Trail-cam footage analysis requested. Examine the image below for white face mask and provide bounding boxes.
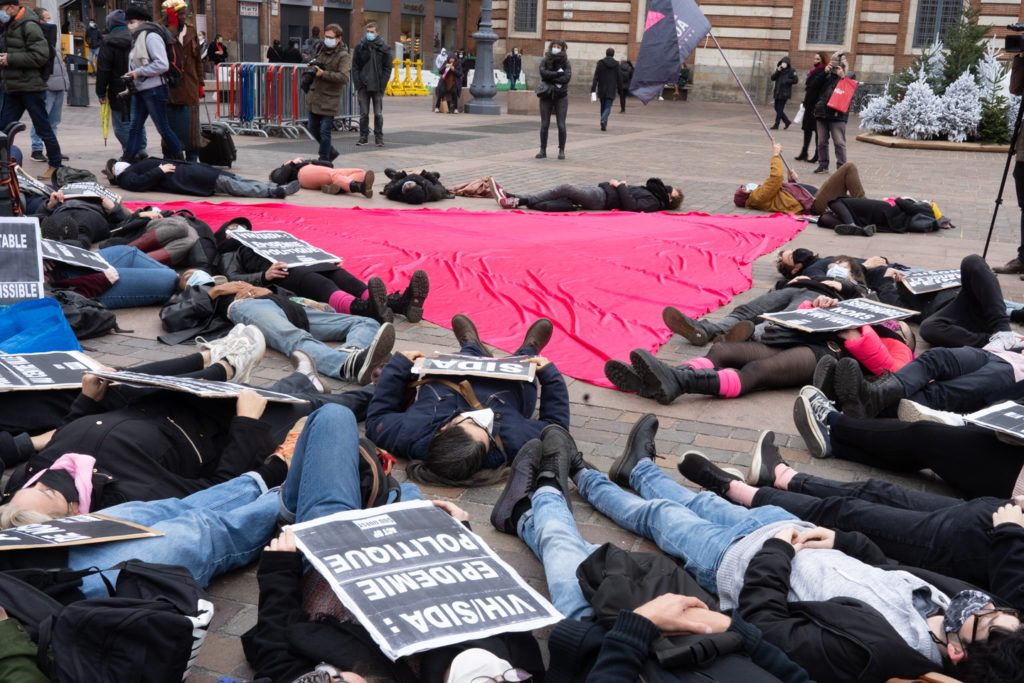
[513,50,518,55]
[323,37,337,48]
[550,47,561,55]
[458,408,494,435]
[826,264,850,280]
[0,12,11,24]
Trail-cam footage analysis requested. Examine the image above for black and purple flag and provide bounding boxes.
[630,0,711,103]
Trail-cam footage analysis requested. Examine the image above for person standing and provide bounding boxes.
[85,17,103,72]
[813,51,849,175]
[618,56,633,112]
[122,6,183,162]
[0,0,63,180]
[301,26,322,62]
[503,47,521,90]
[266,39,283,63]
[591,47,620,131]
[993,53,1024,276]
[351,22,391,147]
[95,9,146,160]
[536,38,571,160]
[306,24,351,161]
[769,55,798,130]
[206,33,227,66]
[161,0,203,162]
[796,52,827,163]
[28,9,68,164]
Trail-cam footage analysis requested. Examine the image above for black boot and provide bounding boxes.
[609,414,659,488]
[491,439,543,534]
[835,358,904,419]
[628,350,685,404]
[794,150,809,161]
[348,277,394,323]
[385,270,429,323]
[604,360,659,398]
[537,425,575,510]
[807,154,818,164]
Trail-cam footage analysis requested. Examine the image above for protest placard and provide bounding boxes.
[0,351,103,390]
[88,370,309,403]
[292,500,563,660]
[964,401,1024,441]
[0,217,43,305]
[901,269,962,295]
[760,298,917,333]
[58,182,122,204]
[227,230,341,268]
[0,514,160,551]
[40,238,111,272]
[412,354,536,382]
[15,166,51,197]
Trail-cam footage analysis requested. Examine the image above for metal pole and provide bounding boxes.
[708,31,791,174]
[982,98,1024,259]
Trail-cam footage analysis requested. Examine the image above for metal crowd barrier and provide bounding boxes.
[215,62,357,140]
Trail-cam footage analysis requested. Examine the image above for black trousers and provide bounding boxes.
[919,253,1010,348]
[539,96,568,152]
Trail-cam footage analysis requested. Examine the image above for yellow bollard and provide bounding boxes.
[401,59,414,93]
[411,58,430,95]
[385,58,404,95]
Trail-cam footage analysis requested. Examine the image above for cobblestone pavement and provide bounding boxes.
[43,88,1024,681]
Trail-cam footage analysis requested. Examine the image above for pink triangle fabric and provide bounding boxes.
[131,202,804,387]
[644,10,665,31]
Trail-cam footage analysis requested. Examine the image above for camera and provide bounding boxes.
[1007,23,1024,53]
[300,59,323,93]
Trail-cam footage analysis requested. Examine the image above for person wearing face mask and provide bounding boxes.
[0,0,64,180]
[306,24,351,161]
[795,52,828,163]
[503,47,522,91]
[105,155,302,198]
[85,17,103,71]
[536,39,571,160]
[96,9,148,160]
[351,22,391,147]
[366,314,570,486]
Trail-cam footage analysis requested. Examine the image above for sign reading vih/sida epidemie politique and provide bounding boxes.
[227,230,341,268]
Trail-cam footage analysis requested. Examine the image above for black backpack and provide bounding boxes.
[19,19,56,81]
[51,290,122,339]
[359,437,401,508]
[0,560,213,683]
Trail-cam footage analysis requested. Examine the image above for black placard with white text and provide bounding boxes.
[0,514,160,550]
[760,298,917,333]
[292,500,562,660]
[88,370,309,403]
[0,351,103,390]
[227,230,341,268]
[0,218,43,305]
[901,269,962,295]
[40,239,111,272]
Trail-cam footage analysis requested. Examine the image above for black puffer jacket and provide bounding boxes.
[381,169,450,204]
[539,51,572,99]
[771,56,798,100]
[95,25,132,105]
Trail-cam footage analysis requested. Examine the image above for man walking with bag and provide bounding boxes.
[122,6,183,162]
[351,22,390,147]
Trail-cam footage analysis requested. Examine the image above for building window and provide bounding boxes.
[514,0,538,33]
[913,0,962,48]
[805,0,847,45]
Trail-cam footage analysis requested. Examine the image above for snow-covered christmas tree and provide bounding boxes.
[890,72,943,140]
[922,39,947,92]
[940,71,982,142]
[976,43,1006,101]
[859,93,894,133]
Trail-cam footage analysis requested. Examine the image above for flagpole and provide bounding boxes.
[707,31,792,174]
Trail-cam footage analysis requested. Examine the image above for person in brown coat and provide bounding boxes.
[161,0,204,161]
[306,24,352,161]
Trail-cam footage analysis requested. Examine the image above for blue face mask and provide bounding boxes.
[365,32,376,42]
[186,270,214,287]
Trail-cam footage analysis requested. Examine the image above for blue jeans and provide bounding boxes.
[94,246,178,309]
[278,404,422,524]
[227,297,380,379]
[69,472,277,597]
[308,111,336,161]
[0,90,61,167]
[112,98,147,158]
[576,460,796,593]
[29,90,64,151]
[126,85,181,160]
[600,97,613,123]
[518,487,598,619]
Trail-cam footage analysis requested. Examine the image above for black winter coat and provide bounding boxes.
[3,390,275,509]
[814,70,849,123]
[502,52,521,79]
[539,52,571,99]
[801,64,827,132]
[591,56,621,100]
[95,25,131,107]
[382,169,450,204]
[351,36,392,93]
[39,198,129,250]
[771,57,798,100]
[738,539,938,683]
[117,157,225,196]
[619,60,634,92]
[598,181,667,212]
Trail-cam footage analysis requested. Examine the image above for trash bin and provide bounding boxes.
[65,54,89,107]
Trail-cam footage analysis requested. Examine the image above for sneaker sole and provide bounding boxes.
[404,270,429,323]
[487,177,504,206]
[896,399,961,426]
[357,322,395,385]
[362,170,375,198]
[745,430,774,486]
[793,394,829,458]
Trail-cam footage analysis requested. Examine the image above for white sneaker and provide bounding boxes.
[897,399,964,427]
[233,326,266,384]
[196,323,246,364]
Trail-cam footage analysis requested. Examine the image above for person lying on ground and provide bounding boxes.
[161,269,396,384]
[242,403,546,683]
[100,205,219,269]
[105,157,302,198]
[366,314,569,486]
[915,254,1014,350]
[214,217,429,323]
[45,242,178,309]
[269,157,376,197]
[488,176,682,212]
[585,414,1024,683]
[489,425,811,682]
[34,188,131,249]
[380,167,452,204]
[723,429,1024,612]
[819,194,953,235]
[793,384,1024,500]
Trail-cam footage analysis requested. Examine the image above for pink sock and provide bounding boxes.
[717,369,741,397]
[775,464,797,490]
[329,290,355,314]
[683,357,714,370]
[728,480,757,507]
[360,289,370,300]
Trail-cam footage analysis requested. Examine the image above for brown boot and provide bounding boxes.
[521,318,553,354]
[452,314,492,356]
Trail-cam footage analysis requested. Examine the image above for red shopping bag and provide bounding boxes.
[826,77,858,113]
